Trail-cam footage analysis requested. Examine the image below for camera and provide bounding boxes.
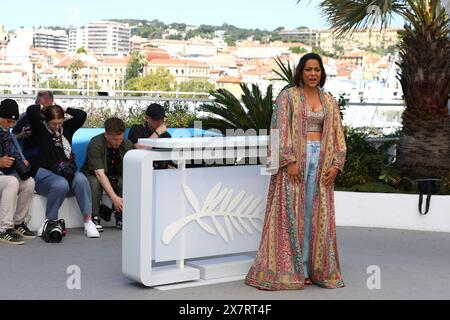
[10,156,32,181]
[53,161,77,183]
[42,219,66,243]
[99,204,113,222]
[98,204,122,229]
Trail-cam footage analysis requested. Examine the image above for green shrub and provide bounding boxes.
[81,101,199,129]
[437,176,450,195]
[335,127,396,188]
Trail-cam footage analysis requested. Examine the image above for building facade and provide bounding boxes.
[146,58,209,83]
[96,56,130,91]
[318,28,401,54]
[278,29,319,47]
[216,75,243,98]
[33,29,69,52]
[87,21,131,55]
[68,26,88,52]
[53,56,97,90]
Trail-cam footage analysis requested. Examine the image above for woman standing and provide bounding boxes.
[27,104,100,239]
[246,53,347,290]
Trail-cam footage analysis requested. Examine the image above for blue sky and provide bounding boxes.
[2,0,404,31]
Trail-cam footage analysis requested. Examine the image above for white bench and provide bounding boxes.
[26,193,116,231]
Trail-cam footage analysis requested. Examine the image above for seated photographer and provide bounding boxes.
[128,103,176,170]
[81,118,133,231]
[0,99,35,245]
[12,91,54,177]
[26,104,100,240]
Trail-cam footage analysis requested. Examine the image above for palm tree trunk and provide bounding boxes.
[396,21,450,179]
[397,110,450,178]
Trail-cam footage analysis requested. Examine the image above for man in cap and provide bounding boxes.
[128,103,175,170]
[0,99,36,245]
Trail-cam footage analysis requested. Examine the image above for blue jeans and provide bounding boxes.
[304,141,321,278]
[35,168,92,220]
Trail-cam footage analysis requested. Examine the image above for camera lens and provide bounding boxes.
[49,228,63,242]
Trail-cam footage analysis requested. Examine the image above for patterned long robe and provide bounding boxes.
[245,86,347,290]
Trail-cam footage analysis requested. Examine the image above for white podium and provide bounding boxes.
[122,136,271,287]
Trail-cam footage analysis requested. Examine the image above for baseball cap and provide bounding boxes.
[146,103,166,120]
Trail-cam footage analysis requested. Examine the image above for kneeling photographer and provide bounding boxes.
[0,99,36,245]
[26,104,100,241]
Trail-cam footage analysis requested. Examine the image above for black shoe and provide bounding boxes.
[14,222,36,240]
[0,229,25,245]
[99,205,113,222]
[92,217,104,233]
[114,212,123,230]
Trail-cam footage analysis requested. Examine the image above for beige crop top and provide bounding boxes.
[307,109,325,132]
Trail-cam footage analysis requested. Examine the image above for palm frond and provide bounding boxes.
[298,0,407,37]
[241,84,274,130]
[198,84,274,134]
[402,0,449,30]
[199,117,241,133]
[200,88,252,128]
[272,56,295,89]
[199,103,250,129]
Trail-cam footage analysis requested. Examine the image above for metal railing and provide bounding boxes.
[0,87,211,99]
[0,93,408,134]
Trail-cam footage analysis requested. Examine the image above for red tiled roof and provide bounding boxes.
[337,68,352,77]
[243,67,271,76]
[142,47,166,51]
[367,56,381,64]
[148,58,208,67]
[100,57,131,65]
[216,76,242,84]
[54,57,95,68]
[145,50,171,61]
[31,48,58,56]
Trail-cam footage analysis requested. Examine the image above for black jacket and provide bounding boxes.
[26,105,86,170]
